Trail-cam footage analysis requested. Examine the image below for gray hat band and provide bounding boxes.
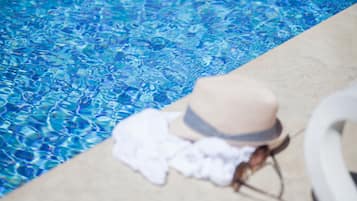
[183,107,282,142]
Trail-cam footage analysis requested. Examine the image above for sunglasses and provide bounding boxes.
[231,145,286,201]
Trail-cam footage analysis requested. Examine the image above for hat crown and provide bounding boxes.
[189,75,278,135]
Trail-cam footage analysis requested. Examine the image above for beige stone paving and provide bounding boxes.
[2,4,357,201]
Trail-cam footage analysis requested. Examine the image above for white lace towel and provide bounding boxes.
[112,109,254,186]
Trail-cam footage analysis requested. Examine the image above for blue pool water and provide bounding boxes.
[0,0,356,196]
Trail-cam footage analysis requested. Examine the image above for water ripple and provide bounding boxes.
[0,0,356,197]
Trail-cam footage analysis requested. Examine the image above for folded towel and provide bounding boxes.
[112,109,254,186]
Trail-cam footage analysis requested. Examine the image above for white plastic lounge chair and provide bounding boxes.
[304,84,357,201]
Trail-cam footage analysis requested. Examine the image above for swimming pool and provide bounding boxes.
[0,0,356,197]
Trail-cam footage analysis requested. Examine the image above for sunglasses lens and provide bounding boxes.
[232,163,249,191]
[249,146,270,171]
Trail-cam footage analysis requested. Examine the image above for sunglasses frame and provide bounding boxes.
[231,142,288,201]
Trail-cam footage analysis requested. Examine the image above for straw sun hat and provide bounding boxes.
[169,74,287,149]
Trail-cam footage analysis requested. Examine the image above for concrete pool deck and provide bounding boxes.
[3,4,357,201]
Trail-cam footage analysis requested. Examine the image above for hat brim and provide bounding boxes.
[169,114,288,150]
